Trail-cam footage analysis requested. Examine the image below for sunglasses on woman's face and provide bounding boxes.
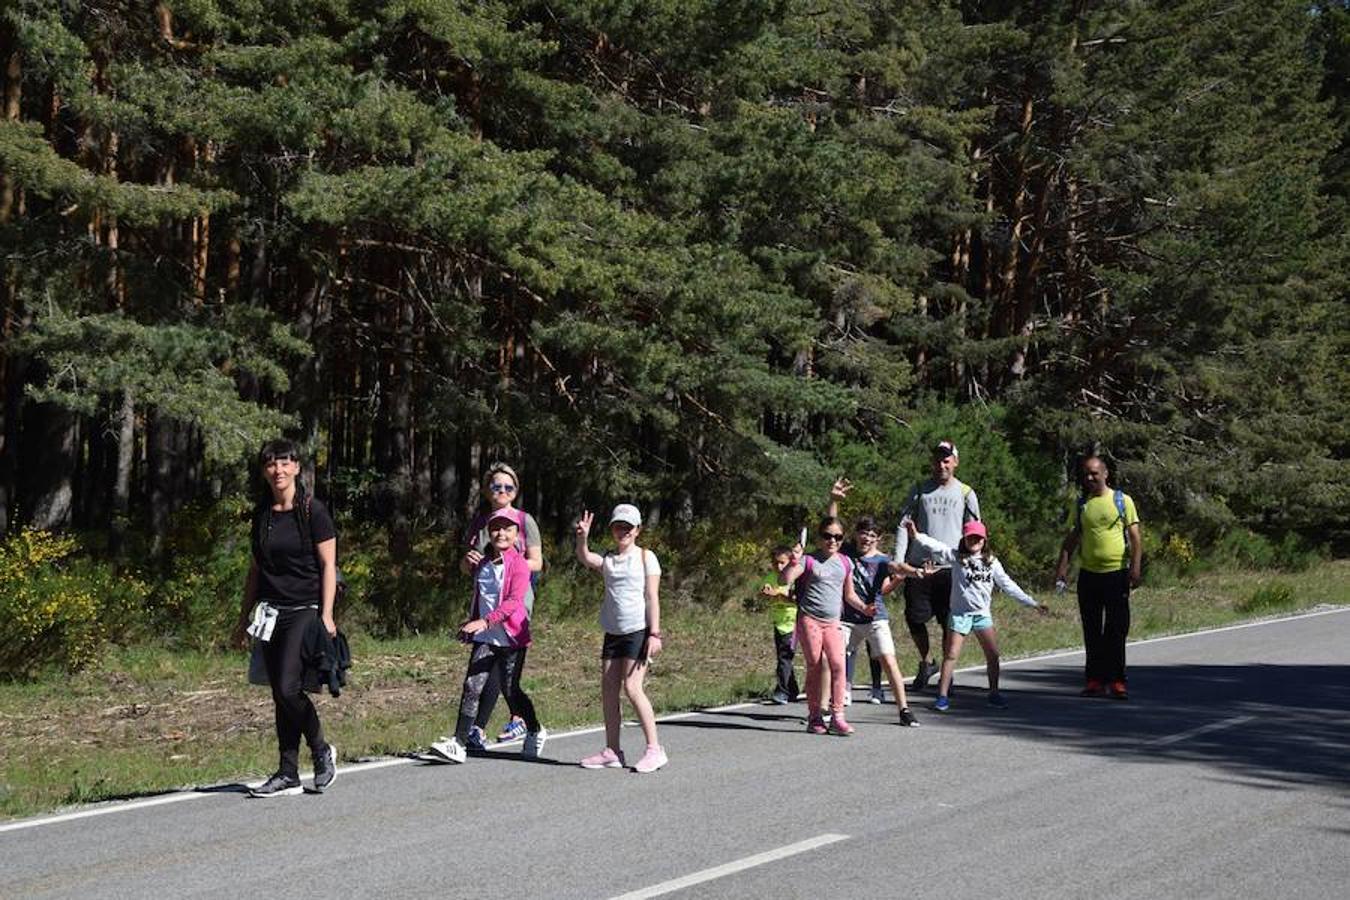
[820,532,845,542]
[488,483,517,494]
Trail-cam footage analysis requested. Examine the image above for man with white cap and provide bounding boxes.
[894,440,981,690]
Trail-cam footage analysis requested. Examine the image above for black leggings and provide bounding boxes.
[262,606,327,779]
[455,643,539,740]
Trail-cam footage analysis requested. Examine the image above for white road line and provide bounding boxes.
[3,604,1344,834]
[1148,715,1255,747]
[608,833,850,899]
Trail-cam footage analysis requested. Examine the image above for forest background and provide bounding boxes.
[0,0,1347,679]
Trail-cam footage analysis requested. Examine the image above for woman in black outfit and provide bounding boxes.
[232,439,339,797]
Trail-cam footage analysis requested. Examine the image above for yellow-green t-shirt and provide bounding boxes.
[764,580,797,634]
[1072,491,1140,574]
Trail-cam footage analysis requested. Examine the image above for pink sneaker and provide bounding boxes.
[807,716,828,735]
[633,744,668,774]
[579,748,626,769]
[829,714,855,736]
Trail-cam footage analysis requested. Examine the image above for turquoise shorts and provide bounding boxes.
[949,613,994,635]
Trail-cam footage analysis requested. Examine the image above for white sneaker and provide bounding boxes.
[428,736,467,764]
[522,728,548,759]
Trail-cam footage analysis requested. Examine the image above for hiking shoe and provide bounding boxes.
[910,659,936,691]
[1109,680,1129,701]
[898,708,921,727]
[869,687,885,704]
[497,717,527,742]
[580,748,626,769]
[633,744,669,774]
[465,725,488,753]
[807,716,828,735]
[250,773,302,798]
[932,695,950,712]
[308,744,337,793]
[987,691,1008,709]
[428,736,467,764]
[828,714,855,736]
[522,728,548,760]
[1080,679,1106,697]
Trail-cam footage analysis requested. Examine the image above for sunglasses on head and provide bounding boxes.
[488,482,517,493]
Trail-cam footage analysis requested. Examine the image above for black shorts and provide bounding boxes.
[601,629,650,661]
[904,568,953,627]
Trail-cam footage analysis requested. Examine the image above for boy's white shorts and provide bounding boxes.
[842,620,895,658]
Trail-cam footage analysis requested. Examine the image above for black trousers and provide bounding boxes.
[1078,569,1131,682]
[773,629,800,699]
[456,643,539,740]
[262,607,328,779]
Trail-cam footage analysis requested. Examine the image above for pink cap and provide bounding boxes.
[962,520,987,539]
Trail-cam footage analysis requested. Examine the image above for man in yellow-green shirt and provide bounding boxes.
[1055,456,1142,700]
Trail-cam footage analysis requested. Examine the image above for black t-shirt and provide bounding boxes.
[255,499,337,608]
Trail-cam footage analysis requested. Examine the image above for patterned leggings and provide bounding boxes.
[454,643,539,740]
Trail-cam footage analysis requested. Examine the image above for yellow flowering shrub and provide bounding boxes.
[0,529,149,678]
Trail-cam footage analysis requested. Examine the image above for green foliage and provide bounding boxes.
[17,309,302,463]
[0,530,149,678]
[1237,582,1297,615]
[152,499,255,650]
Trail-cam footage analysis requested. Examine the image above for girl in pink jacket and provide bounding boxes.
[430,510,547,763]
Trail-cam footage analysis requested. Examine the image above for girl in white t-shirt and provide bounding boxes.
[574,504,667,773]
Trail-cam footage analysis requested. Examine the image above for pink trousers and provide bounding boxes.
[798,614,846,718]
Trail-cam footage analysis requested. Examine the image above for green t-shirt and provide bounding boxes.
[1072,491,1140,574]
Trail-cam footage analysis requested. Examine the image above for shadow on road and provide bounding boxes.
[921,663,1350,790]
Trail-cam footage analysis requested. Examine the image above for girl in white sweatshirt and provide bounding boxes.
[905,519,1047,710]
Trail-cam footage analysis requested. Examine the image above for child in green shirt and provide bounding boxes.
[762,543,802,704]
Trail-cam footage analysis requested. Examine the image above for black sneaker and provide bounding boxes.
[308,744,337,793]
[898,707,921,727]
[250,773,302,798]
[910,659,935,692]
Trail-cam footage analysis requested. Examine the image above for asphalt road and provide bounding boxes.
[3,608,1348,899]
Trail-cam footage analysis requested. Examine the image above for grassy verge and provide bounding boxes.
[2,560,1347,820]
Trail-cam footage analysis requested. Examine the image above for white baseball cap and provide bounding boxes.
[609,503,642,527]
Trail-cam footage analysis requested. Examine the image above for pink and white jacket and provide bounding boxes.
[471,546,533,648]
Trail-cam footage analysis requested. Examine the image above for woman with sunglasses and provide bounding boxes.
[779,517,876,736]
[459,462,544,748]
[232,439,339,797]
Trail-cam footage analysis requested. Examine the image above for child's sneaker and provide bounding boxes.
[987,691,1008,709]
[898,707,921,727]
[1080,679,1106,697]
[464,725,489,753]
[868,687,884,704]
[633,744,668,774]
[497,717,527,742]
[1108,680,1129,701]
[806,715,828,735]
[932,695,951,712]
[522,728,548,759]
[579,748,625,769]
[428,736,467,764]
[828,714,855,736]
